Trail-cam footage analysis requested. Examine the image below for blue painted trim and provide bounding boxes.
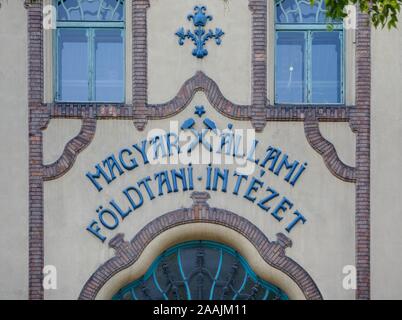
[307,30,312,102]
[130,288,138,300]
[208,248,223,300]
[88,28,94,101]
[232,267,248,300]
[57,21,124,28]
[178,248,192,300]
[152,270,168,300]
[276,24,343,30]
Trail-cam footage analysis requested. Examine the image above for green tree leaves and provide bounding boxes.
[311,0,401,29]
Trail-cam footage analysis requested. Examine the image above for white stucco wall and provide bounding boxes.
[148,0,251,105]
[43,94,356,300]
[0,0,402,301]
[0,0,28,300]
[371,19,402,300]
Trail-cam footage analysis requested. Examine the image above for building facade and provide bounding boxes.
[0,0,401,300]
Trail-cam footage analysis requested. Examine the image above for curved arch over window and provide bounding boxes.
[112,241,289,300]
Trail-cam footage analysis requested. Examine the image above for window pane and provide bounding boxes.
[276,0,300,23]
[57,0,125,21]
[58,29,89,101]
[299,1,321,23]
[94,29,124,102]
[276,0,331,24]
[311,31,342,103]
[275,32,306,104]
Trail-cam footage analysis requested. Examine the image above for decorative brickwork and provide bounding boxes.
[148,71,250,120]
[267,105,351,122]
[304,115,356,183]
[43,117,97,181]
[26,1,371,300]
[132,0,150,131]
[28,1,46,300]
[249,0,268,132]
[79,192,323,300]
[350,11,371,300]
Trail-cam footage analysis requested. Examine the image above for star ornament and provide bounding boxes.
[195,105,206,117]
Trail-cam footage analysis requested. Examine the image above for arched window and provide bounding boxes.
[56,0,125,102]
[275,0,344,104]
[112,241,289,300]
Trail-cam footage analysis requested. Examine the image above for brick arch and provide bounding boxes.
[79,192,322,300]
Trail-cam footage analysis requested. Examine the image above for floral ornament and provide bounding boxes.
[175,6,224,59]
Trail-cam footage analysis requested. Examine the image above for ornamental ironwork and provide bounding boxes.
[113,241,289,300]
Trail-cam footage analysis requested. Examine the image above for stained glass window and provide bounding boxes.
[275,0,344,104]
[56,0,125,102]
[112,241,289,300]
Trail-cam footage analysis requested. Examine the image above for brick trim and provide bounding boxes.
[79,192,323,300]
[249,0,268,132]
[304,115,356,183]
[267,105,351,122]
[132,0,150,131]
[28,1,45,300]
[43,117,97,181]
[47,92,352,123]
[350,11,371,300]
[147,71,250,120]
[26,1,372,300]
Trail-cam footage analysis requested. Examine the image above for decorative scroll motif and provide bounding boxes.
[275,0,332,23]
[57,0,125,21]
[176,6,224,59]
[113,241,289,300]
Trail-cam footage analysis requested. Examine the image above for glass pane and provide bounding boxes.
[94,29,124,102]
[275,0,333,23]
[275,32,306,103]
[276,0,300,23]
[57,28,89,101]
[57,0,124,21]
[299,1,321,23]
[311,31,342,103]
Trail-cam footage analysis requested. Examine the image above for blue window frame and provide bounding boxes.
[112,241,289,300]
[55,0,125,102]
[275,0,344,104]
